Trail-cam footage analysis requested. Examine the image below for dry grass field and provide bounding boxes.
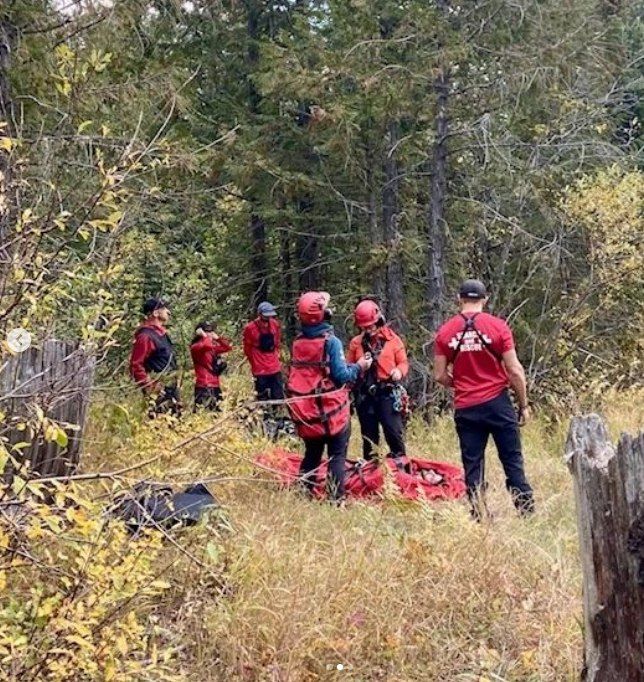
[3,383,642,681]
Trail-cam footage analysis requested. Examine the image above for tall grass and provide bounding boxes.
[77,385,644,679]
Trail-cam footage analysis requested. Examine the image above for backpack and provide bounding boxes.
[286,334,350,439]
[256,321,276,353]
[109,481,218,534]
[211,354,227,376]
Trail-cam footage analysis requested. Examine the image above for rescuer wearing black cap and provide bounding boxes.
[129,298,181,417]
[433,279,534,518]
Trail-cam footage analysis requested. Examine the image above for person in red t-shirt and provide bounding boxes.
[190,321,233,411]
[434,279,534,518]
[242,301,284,402]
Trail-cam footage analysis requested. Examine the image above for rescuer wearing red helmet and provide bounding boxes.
[286,292,372,501]
[347,298,409,462]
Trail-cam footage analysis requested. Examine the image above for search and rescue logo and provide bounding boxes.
[6,328,32,353]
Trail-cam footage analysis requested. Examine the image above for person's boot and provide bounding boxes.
[512,489,535,517]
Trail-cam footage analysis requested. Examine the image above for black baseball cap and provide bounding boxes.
[142,297,169,315]
[196,320,215,332]
[458,279,488,300]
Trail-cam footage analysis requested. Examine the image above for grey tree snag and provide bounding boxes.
[0,19,17,274]
[565,415,644,682]
[1,340,95,482]
[382,121,406,333]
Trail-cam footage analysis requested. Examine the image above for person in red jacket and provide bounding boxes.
[190,321,233,411]
[129,298,180,416]
[348,298,409,463]
[242,301,284,402]
[433,279,534,518]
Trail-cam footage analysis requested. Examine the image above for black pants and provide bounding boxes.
[149,384,181,418]
[454,391,534,515]
[254,372,285,402]
[356,391,406,460]
[300,426,351,501]
[194,387,222,411]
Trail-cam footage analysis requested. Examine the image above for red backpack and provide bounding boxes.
[286,334,350,439]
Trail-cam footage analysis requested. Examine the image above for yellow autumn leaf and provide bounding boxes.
[115,634,128,655]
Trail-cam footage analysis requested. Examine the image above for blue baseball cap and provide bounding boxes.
[257,301,277,317]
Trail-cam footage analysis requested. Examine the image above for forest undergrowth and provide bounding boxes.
[3,371,642,681]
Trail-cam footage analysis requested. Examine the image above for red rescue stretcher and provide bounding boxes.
[254,449,466,501]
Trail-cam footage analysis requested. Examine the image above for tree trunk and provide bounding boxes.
[426,62,449,333]
[366,144,385,303]
[0,20,17,280]
[565,414,644,681]
[245,1,268,308]
[382,120,406,333]
[279,225,296,340]
[296,196,320,291]
[249,212,268,306]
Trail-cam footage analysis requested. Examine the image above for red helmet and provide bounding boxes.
[354,299,382,328]
[297,291,331,325]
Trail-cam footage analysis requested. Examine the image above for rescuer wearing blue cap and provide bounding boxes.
[242,301,285,403]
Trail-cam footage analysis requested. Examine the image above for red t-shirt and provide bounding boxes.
[242,317,282,376]
[434,312,514,409]
[190,336,233,388]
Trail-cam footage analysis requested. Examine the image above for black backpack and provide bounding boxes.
[109,482,218,534]
[212,354,228,376]
[256,321,276,353]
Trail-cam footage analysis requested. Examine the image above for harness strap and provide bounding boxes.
[290,360,330,368]
[290,398,349,425]
[449,313,503,365]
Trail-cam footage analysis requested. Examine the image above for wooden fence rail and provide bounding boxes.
[0,339,95,479]
[566,414,644,682]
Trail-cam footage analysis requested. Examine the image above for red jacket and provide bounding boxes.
[242,317,282,376]
[191,335,233,388]
[129,321,172,390]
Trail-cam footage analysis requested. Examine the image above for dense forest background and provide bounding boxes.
[1,0,642,407]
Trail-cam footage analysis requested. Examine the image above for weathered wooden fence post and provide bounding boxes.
[0,339,95,479]
[565,414,644,681]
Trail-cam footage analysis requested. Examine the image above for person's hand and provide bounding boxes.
[357,353,373,372]
[390,368,402,382]
[518,405,531,427]
[195,327,206,338]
